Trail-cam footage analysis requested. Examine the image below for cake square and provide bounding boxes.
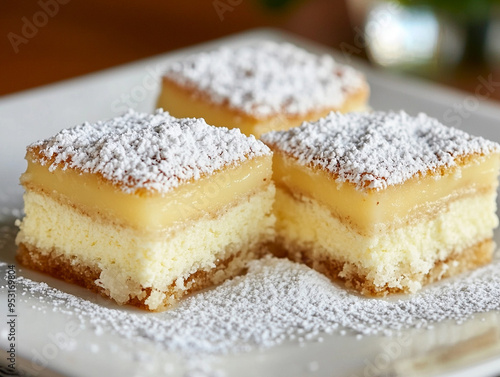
[16,110,275,311]
[261,111,500,295]
[157,41,369,138]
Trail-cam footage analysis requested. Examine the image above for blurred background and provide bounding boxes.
[1,0,500,101]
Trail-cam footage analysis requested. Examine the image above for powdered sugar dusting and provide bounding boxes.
[163,41,365,119]
[13,256,500,356]
[261,111,500,190]
[29,109,270,194]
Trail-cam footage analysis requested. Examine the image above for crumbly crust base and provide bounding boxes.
[274,238,494,296]
[17,242,269,311]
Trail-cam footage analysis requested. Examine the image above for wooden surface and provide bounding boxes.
[1,0,499,104]
[0,0,353,96]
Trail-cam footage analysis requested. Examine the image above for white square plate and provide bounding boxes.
[2,29,500,377]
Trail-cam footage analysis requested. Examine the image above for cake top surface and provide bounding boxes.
[261,111,500,190]
[162,41,366,119]
[29,109,271,194]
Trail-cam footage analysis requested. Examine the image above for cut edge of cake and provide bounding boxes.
[15,109,276,311]
[262,110,500,296]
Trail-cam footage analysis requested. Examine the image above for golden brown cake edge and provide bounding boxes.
[273,238,494,297]
[17,242,270,312]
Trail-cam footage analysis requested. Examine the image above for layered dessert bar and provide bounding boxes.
[16,110,275,311]
[157,41,369,138]
[261,111,500,295]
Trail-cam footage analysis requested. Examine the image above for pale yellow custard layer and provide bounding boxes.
[22,154,272,232]
[272,151,500,234]
[274,187,497,292]
[16,186,276,310]
[157,78,369,137]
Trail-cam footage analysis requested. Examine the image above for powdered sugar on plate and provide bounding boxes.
[28,109,270,194]
[13,255,500,356]
[261,111,500,191]
[163,41,365,119]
